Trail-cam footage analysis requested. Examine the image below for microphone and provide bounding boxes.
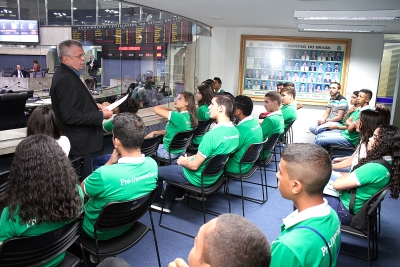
[7,81,20,90]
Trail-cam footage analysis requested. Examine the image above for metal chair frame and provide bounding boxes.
[157,129,194,165]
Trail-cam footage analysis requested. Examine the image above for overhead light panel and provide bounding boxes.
[298,24,385,33]
[295,10,400,21]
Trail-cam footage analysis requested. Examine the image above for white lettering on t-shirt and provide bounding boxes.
[321,224,341,257]
[224,135,239,140]
[251,125,260,131]
[120,171,157,185]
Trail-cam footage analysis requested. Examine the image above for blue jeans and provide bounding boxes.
[313,131,355,148]
[325,195,352,225]
[156,144,185,159]
[309,122,341,135]
[154,162,192,204]
[93,154,111,170]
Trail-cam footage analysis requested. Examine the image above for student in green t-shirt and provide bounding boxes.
[213,77,225,93]
[0,134,83,267]
[226,95,263,174]
[81,113,158,242]
[280,83,298,130]
[260,91,284,159]
[192,84,213,145]
[151,94,239,213]
[326,125,400,225]
[146,91,198,159]
[270,144,341,267]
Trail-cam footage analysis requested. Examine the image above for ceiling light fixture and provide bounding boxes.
[294,10,400,21]
[298,24,385,33]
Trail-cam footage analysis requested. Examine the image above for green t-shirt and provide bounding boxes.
[103,119,114,132]
[192,105,210,145]
[339,161,391,214]
[270,208,341,267]
[260,111,284,159]
[164,111,193,154]
[226,117,263,174]
[281,103,297,130]
[0,186,84,267]
[184,122,239,187]
[83,157,158,240]
[341,106,371,146]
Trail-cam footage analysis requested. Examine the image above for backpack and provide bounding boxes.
[349,159,393,233]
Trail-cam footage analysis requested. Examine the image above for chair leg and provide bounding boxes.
[240,179,245,217]
[148,210,162,267]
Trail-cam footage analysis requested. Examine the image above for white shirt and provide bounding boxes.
[57,135,71,156]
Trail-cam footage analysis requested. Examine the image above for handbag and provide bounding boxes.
[349,159,393,233]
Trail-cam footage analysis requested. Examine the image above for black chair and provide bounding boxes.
[0,219,81,267]
[0,171,9,213]
[3,71,13,77]
[159,154,230,238]
[0,93,30,130]
[156,129,195,165]
[328,145,356,158]
[70,157,84,182]
[276,119,296,156]
[141,134,162,157]
[78,190,161,267]
[226,141,266,216]
[187,120,211,155]
[257,133,281,188]
[341,185,391,266]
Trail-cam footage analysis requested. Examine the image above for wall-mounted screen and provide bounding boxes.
[0,19,39,44]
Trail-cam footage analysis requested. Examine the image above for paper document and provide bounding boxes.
[105,94,128,111]
[323,180,341,197]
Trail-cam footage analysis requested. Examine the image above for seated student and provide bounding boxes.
[260,91,284,159]
[213,77,225,93]
[146,91,198,159]
[328,90,359,132]
[332,110,383,176]
[270,143,341,267]
[168,214,271,267]
[0,134,83,267]
[81,113,158,240]
[93,97,140,170]
[26,106,71,156]
[192,84,213,145]
[137,78,163,108]
[325,125,400,225]
[226,95,263,174]
[151,94,239,213]
[313,89,372,148]
[279,83,298,130]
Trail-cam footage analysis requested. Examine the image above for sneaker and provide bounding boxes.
[175,195,185,201]
[151,202,171,214]
[187,192,206,201]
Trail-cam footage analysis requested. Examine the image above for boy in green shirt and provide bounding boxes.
[260,91,284,159]
[226,95,263,174]
[280,83,298,130]
[270,144,341,267]
[151,94,239,213]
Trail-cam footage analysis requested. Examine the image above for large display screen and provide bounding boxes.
[0,19,39,44]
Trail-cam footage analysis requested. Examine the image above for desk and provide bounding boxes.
[0,104,169,156]
[0,77,52,92]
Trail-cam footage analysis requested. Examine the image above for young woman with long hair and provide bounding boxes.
[146,91,198,159]
[192,84,214,145]
[0,134,83,266]
[27,106,70,156]
[326,125,400,225]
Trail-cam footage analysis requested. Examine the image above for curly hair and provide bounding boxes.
[6,134,82,224]
[119,98,139,114]
[27,106,61,139]
[197,84,214,107]
[352,125,400,199]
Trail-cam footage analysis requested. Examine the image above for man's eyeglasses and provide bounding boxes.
[66,53,85,59]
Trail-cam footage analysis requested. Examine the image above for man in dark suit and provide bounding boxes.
[335,52,341,61]
[86,55,99,77]
[51,39,113,178]
[12,65,28,78]
[324,74,331,83]
[309,62,316,71]
[326,52,334,61]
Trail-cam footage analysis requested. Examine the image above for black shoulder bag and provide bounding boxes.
[349,159,393,233]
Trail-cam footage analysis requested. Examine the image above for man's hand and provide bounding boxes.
[168,258,189,267]
[145,132,155,139]
[317,118,325,125]
[177,154,189,165]
[106,149,120,165]
[102,108,113,119]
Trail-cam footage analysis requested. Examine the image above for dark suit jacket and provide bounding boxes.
[309,67,316,71]
[324,78,331,83]
[86,59,100,72]
[12,69,28,78]
[50,63,103,156]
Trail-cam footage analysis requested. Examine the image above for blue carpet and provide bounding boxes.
[115,161,400,267]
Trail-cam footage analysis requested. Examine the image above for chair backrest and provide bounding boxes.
[141,134,162,157]
[0,93,30,130]
[263,133,281,152]
[193,120,211,138]
[241,141,265,165]
[168,130,195,152]
[93,189,155,237]
[367,185,391,217]
[202,154,230,176]
[0,219,80,267]
[284,119,296,134]
[0,171,9,212]
[70,157,84,182]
